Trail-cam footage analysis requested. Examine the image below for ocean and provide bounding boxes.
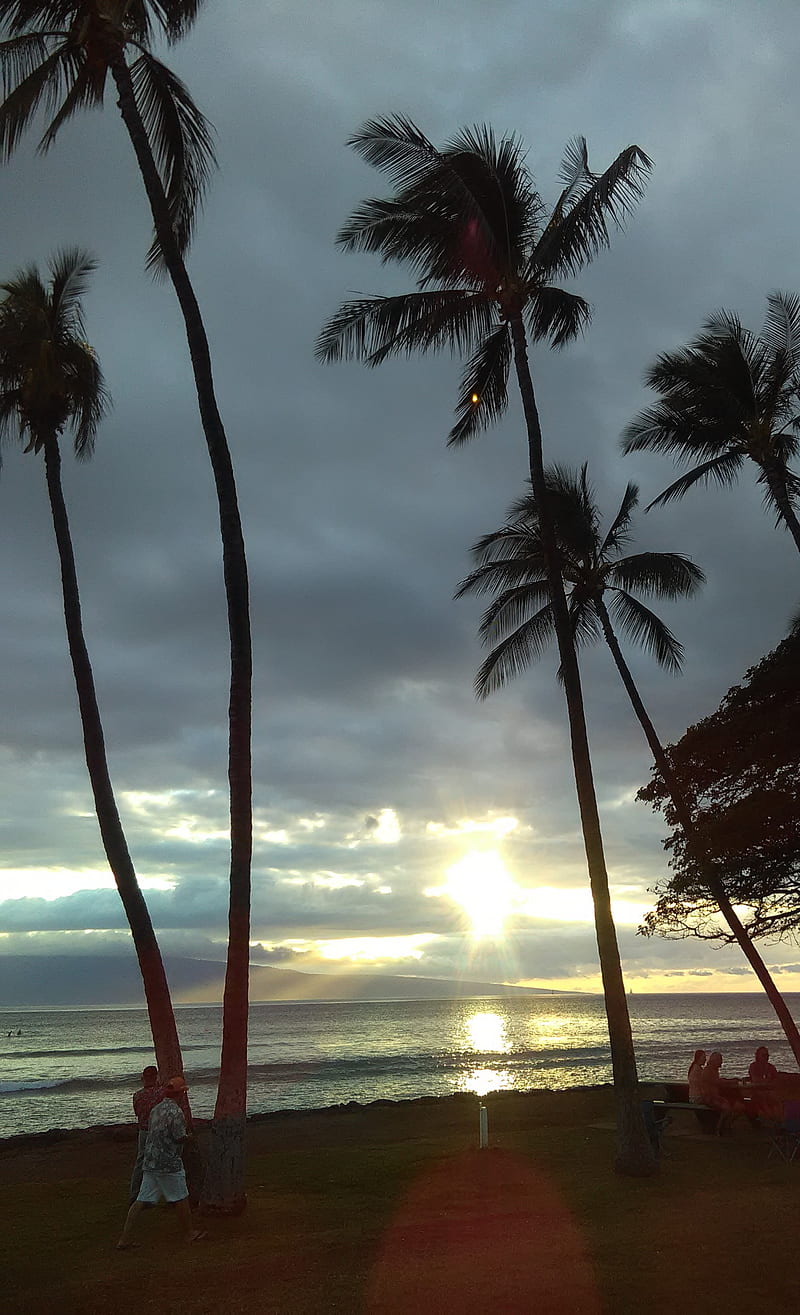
[1,993,797,1140]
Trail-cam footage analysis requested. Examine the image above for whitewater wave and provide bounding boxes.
[0,1080,67,1094]
[0,1044,616,1098]
[0,1042,214,1062]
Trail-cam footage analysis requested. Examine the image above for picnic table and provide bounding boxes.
[651,1075,800,1135]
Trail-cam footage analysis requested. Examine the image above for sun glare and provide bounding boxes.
[460,1067,513,1098]
[466,1011,510,1054]
[444,850,517,938]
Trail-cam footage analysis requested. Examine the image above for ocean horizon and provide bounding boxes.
[2,992,797,1140]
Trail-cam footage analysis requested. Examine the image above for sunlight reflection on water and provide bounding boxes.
[458,1067,514,1097]
[465,1010,510,1053]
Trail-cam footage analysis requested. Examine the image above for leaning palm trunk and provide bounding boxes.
[508,317,655,1175]
[595,597,800,1066]
[43,435,185,1081]
[110,55,252,1211]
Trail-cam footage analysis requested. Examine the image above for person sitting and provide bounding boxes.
[688,1049,707,1103]
[748,1046,778,1083]
[747,1046,780,1121]
[701,1052,746,1131]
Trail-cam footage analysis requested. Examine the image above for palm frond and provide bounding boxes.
[474,602,556,698]
[758,292,800,423]
[466,519,540,566]
[476,580,552,641]
[549,135,592,223]
[525,285,591,349]
[346,117,515,282]
[129,51,216,269]
[533,143,652,279]
[621,400,735,460]
[0,390,21,449]
[315,290,492,365]
[608,589,685,672]
[448,322,511,445]
[538,462,600,559]
[441,123,540,262]
[756,461,800,528]
[148,1,206,44]
[336,196,459,281]
[761,291,800,366]
[644,340,756,427]
[702,306,746,341]
[347,114,440,189]
[0,30,54,88]
[454,554,546,600]
[608,551,704,599]
[48,247,97,330]
[0,38,83,158]
[61,337,108,457]
[600,481,638,553]
[569,594,603,646]
[644,451,745,510]
[1,3,88,35]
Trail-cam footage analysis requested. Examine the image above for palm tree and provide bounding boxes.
[317,118,655,1174]
[457,465,800,1064]
[0,248,186,1081]
[0,2,252,1209]
[622,293,800,553]
[455,464,703,696]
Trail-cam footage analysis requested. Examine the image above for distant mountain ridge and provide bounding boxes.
[0,954,579,1008]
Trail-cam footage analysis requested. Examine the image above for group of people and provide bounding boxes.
[117,1066,206,1250]
[688,1046,779,1124]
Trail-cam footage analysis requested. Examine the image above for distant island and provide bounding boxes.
[0,954,588,1008]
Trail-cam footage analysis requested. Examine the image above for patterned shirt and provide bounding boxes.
[142,1097,186,1173]
[133,1084,163,1131]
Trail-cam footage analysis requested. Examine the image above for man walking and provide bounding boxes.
[117,1076,206,1249]
[129,1065,162,1203]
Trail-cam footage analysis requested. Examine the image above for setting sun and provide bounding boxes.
[443,850,517,937]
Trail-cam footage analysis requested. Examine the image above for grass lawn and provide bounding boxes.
[2,1089,798,1314]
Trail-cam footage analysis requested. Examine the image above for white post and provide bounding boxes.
[479,1103,489,1149]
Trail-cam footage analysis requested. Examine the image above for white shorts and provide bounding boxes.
[137,1169,188,1204]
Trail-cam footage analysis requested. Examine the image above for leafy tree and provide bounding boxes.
[622,293,800,554]
[317,118,656,1174]
[0,248,185,1081]
[639,631,800,1061]
[0,0,252,1209]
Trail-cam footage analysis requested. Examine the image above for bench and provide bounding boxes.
[651,1098,721,1135]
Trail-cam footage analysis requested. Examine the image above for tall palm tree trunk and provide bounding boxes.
[595,597,800,1066]
[110,55,252,1211]
[43,435,185,1081]
[762,464,800,556]
[508,316,655,1175]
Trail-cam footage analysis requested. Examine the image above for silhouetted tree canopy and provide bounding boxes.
[639,630,800,943]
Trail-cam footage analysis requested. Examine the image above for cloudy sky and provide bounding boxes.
[0,0,798,995]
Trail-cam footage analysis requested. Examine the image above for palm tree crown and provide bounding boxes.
[0,246,107,454]
[622,292,800,551]
[455,464,704,696]
[316,116,651,444]
[0,1,214,266]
